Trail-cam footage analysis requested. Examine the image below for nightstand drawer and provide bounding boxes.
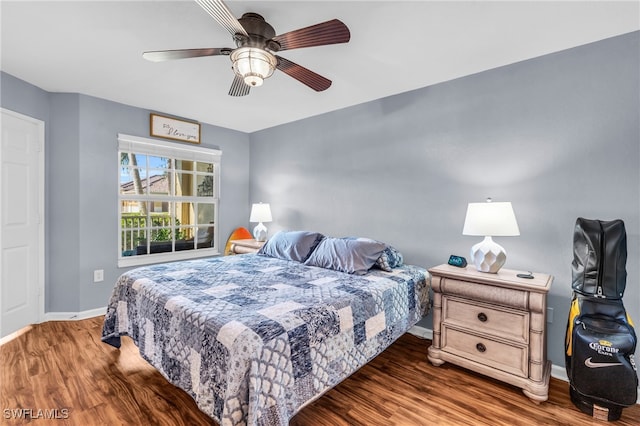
[442,327,528,378]
[443,296,529,344]
[438,277,531,310]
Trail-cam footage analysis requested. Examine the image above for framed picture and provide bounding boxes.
[150,113,201,144]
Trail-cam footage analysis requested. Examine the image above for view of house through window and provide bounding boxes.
[118,134,221,267]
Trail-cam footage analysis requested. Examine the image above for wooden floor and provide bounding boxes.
[1,317,639,425]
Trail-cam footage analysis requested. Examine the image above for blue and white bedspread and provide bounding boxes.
[102,254,430,425]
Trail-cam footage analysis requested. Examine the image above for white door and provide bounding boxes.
[0,108,44,338]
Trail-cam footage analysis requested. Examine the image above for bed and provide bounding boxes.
[102,231,430,425]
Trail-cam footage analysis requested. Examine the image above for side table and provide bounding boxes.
[427,263,553,403]
[229,239,265,254]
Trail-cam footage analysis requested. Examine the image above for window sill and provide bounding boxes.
[118,248,220,268]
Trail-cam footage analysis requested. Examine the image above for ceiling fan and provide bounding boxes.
[143,0,351,97]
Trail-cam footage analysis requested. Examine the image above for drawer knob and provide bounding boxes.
[477,312,488,322]
[476,343,487,353]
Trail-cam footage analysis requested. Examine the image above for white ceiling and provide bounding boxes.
[1,1,638,133]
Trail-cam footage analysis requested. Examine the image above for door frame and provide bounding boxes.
[0,107,45,337]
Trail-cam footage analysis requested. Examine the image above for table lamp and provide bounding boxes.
[249,203,272,242]
[462,199,520,273]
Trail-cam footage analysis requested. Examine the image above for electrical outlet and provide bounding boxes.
[547,307,554,323]
[93,269,104,282]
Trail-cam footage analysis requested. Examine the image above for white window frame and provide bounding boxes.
[117,133,221,268]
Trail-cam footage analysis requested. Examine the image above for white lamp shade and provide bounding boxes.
[462,202,520,237]
[250,203,272,223]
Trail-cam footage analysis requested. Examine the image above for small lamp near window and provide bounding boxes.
[462,199,520,273]
[249,203,272,242]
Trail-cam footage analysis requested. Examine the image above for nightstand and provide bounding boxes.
[427,264,553,403]
[229,239,265,255]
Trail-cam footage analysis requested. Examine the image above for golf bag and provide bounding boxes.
[565,218,638,421]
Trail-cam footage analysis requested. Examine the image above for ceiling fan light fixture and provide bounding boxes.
[145,1,350,96]
[231,47,277,87]
[244,74,264,87]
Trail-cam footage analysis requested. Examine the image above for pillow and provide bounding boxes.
[257,230,325,262]
[341,236,405,272]
[385,246,404,267]
[375,245,405,272]
[375,251,393,272]
[304,237,386,275]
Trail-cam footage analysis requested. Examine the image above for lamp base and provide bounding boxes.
[470,236,507,273]
[253,222,268,242]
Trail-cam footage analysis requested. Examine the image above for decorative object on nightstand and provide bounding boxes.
[462,198,520,273]
[447,255,467,268]
[427,263,553,404]
[249,202,272,242]
[229,239,266,255]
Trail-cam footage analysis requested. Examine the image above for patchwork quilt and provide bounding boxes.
[102,254,430,425]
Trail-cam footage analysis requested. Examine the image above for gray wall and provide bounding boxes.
[249,32,640,367]
[2,31,638,368]
[1,72,251,313]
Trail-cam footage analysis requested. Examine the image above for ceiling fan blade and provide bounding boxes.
[272,19,350,51]
[276,56,331,92]
[195,0,248,37]
[228,75,250,97]
[143,48,230,62]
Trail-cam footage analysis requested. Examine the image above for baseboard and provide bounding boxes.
[551,363,568,383]
[1,308,107,345]
[409,324,433,340]
[43,307,106,322]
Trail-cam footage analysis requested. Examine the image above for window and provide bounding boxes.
[118,134,221,267]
